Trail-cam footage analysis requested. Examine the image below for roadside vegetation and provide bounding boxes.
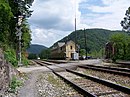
[109,7,130,62]
[9,76,23,93]
[0,0,33,66]
[4,48,18,67]
[109,33,130,62]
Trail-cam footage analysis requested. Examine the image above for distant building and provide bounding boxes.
[50,40,79,60]
[105,42,115,59]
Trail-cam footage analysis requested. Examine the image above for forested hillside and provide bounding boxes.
[27,44,47,54]
[57,28,124,54]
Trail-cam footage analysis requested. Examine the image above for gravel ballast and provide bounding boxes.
[76,68,130,88]
[36,72,83,97]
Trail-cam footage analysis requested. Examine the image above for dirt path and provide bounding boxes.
[17,71,39,97]
[17,64,51,97]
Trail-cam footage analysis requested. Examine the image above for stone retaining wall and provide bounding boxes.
[0,49,18,96]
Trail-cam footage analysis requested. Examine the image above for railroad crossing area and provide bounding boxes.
[17,59,101,73]
[15,59,130,97]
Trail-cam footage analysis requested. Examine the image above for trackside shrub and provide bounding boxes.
[4,48,18,67]
[22,55,29,66]
[9,76,23,93]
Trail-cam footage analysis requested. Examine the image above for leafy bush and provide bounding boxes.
[22,55,29,66]
[9,76,23,93]
[4,48,18,67]
[80,49,86,56]
[109,33,130,61]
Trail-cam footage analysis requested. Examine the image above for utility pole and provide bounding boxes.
[74,0,77,51]
[14,0,24,66]
[84,28,87,59]
[75,17,77,51]
[74,0,79,61]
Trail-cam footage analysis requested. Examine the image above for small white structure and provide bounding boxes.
[71,52,79,60]
[37,57,40,60]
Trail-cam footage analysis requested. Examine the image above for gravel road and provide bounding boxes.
[17,71,83,97]
[17,71,39,97]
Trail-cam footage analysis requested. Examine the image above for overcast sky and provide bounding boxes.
[28,0,130,47]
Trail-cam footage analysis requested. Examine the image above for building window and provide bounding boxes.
[70,46,73,50]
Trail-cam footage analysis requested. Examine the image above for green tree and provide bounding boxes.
[0,0,33,66]
[7,0,33,49]
[21,21,32,50]
[121,7,130,32]
[0,1,13,45]
[39,49,51,59]
[109,33,130,61]
[0,0,33,49]
[28,53,37,59]
[79,49,86,56]
[126,41,130,59]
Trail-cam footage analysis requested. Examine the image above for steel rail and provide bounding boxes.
[79,65,130,77]
[39,60,54,65]
[86,64,130,72]
[53,71,97,97]
[66,69,130,95]
[46,60,67,64]
[34,60,54,71]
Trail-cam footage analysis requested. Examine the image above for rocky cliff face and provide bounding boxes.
[0,48,18,96]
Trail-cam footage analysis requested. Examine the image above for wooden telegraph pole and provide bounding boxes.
[84,28,87,59]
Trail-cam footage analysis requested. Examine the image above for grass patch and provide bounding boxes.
[47,74,61,87]
[9,76,23,93]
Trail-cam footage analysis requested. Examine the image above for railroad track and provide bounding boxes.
[84,64,130,73]
[35,60,55,65]
[77,65,130,87]
[78,65,130,77]
[45,60,67,64]
[34,60,54,71]
[116,62,130,69]
[34,60,130,97]
[55,70,130,97]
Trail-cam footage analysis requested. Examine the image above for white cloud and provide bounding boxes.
[30,0,80,31]
[87,0,129,14]
[80,0,130,30]
[31,26,70,47]
[29,0,83,47]
[28,0,130,47]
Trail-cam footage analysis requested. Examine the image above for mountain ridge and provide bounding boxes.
[27,44,47,54]
[54,28,124,53]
